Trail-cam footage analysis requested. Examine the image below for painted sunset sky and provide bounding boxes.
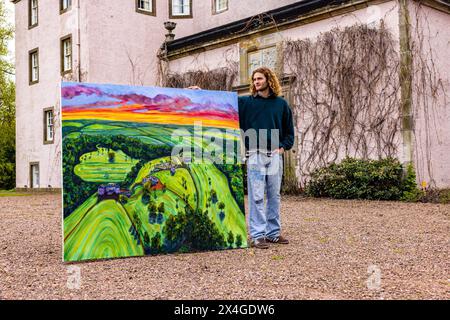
[61,82,239,129]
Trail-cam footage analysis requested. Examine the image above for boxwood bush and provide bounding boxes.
[305,157,418,201]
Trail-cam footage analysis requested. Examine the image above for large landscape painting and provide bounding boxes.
[61,82,247,262]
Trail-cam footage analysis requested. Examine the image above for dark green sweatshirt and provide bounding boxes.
[238,94,295,152]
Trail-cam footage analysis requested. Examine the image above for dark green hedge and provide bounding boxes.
[0,163,15,190]
[305,157,418,201]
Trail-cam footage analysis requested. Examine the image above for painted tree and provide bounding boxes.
[133,212,142,231]
[218,201,226,221]
[151,232,162,253]
[141,189,150,205]
[210,189,218,203]
[143,231,150,250]
[235,234,243,248]
[108,151,116,163]
[227,231,234,248]
[148,202,157,223]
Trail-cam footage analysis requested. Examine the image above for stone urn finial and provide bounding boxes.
[164,21,177,42]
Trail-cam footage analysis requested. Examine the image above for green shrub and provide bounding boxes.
[400,163,423,202]
[438,189,450,204]
[306,157,419,201]
[0,162,15,190]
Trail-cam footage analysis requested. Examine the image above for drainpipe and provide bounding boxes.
[398,0,413,166]
[77,0,81,82]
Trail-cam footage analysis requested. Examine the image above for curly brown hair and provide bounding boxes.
[250,67,282,97]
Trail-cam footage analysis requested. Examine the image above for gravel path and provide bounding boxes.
[0,193,448,300]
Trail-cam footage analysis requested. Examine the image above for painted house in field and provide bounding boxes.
[13,0,450,190]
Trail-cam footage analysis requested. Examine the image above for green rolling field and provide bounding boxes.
[74,148,138,183]
[187,161,247,247]
[64,200,144,261]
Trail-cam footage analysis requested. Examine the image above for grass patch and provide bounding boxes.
[0,190,32,197]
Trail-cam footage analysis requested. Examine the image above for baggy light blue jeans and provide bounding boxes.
[247,152,283,241]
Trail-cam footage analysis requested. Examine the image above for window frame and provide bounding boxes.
[239,36,283,86]
[136,0,156,16]
[28,0,38,29]
[60,34,73,75]
[60,0,72,14]
[212,0,228,15]
[169,0,193,19]
[43,107,55,145]
[29,47,39,85]
[246,45,278,80]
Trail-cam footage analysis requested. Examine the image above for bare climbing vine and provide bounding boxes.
[284,22,402,187]
[163,62,238,91]
[157,47,239,91]
[409,1,449,187]
[235,13,279,34]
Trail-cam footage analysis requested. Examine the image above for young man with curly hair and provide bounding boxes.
[238,67,295,249]
[189,67,295,249]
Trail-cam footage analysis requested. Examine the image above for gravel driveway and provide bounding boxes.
[0,193,448,300]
